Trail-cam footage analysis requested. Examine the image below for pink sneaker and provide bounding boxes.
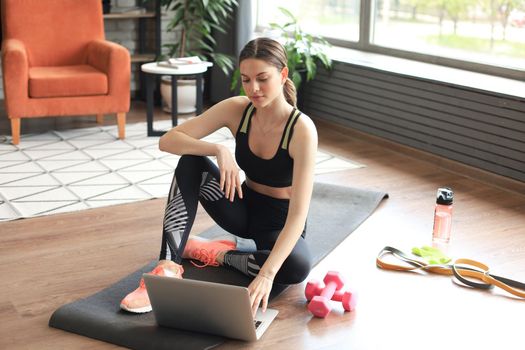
[120,263,183,313]
[183,236,236,268]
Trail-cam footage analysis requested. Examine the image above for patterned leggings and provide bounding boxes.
[159,155,311,285]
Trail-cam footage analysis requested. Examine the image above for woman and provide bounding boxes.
[120,37,318,316]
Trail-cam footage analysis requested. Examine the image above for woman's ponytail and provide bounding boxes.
[283,78,297,107]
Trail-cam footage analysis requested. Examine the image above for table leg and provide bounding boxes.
[196,74,203,115]
[171,76,178,127]
[146,73,155,136]
[146,73,165,137]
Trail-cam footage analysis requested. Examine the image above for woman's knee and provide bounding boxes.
[175,155,208,185]
[176,155,219,183]
[176,155,203,173]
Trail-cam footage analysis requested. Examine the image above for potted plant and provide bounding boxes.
[231,7,332,104]
[155,0,238,113]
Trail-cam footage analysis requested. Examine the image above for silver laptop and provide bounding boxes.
[143,274,278,341]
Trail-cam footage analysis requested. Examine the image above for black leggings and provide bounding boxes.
[159,155,311,285]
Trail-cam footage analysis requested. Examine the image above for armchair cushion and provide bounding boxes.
[29,65,108,98]
[86,40,130,96]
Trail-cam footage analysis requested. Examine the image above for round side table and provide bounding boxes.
[141,62,212,136]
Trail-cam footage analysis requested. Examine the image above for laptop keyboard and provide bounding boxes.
[254,320,262,329]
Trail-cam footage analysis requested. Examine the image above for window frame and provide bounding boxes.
[256,0,525,81]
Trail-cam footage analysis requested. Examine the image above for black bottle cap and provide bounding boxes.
[436,187,453,205]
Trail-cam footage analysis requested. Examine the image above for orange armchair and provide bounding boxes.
[1,0,130,145]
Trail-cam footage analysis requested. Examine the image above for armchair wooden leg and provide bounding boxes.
[11,118,20,145]
[96,114,104,125]
[117,113,126,139]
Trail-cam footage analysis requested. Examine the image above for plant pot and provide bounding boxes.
[161,77,202,114]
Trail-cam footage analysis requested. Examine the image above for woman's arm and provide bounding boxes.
[159,95,249,200]
[248,115,318,314]
[159,96,247,156]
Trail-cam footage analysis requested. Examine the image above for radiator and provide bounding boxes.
[302,62,525,182]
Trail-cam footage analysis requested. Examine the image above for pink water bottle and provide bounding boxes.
[432,187,453,244]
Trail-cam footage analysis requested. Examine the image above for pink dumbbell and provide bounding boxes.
[305,271,356,318]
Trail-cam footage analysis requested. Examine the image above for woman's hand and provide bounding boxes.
[247,273,274,317]
[215,145,243,201]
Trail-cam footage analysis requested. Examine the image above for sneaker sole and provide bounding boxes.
[189,235,211,242]
[120,303,152,313]
[192,234,234,241]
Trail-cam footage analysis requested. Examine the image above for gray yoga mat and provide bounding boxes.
[49,182,387,350]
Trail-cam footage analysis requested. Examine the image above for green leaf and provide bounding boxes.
[197,39,214,52]
[278,7,295,21]
[201,32,215,45]
[269,23,284,31]
[209,53,235,76]
[230,68,241,91]
[318,54,332,70]
[292,71,302,90]
[208,8,219,24]
[210,23,227,34]
[217,6,227,19]
[281,21,296,29]
[201,21,211,33]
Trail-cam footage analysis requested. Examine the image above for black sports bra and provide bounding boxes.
[235,103,301,188]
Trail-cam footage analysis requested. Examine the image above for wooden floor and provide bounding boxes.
[1,103,524,350]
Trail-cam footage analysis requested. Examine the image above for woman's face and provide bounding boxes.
[240,58,287,108]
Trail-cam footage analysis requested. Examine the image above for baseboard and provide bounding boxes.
[314,117,525,196]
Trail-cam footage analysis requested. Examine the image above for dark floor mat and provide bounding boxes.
[49,182,387,349]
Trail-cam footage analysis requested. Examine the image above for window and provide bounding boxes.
[371,0,525,71]
[256,0,361,42]
[256,0,525,79]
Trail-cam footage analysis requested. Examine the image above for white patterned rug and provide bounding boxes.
[0,120,364,221]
